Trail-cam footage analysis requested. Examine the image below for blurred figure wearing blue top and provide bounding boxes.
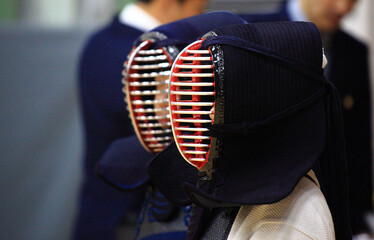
[73,0,208,239]
[241,0,372,236]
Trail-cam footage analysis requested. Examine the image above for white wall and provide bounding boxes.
[18,0,118,27]
[19,0,78,27]
[0,27,88,240]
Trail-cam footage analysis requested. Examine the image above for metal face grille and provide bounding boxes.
[123,40,173,153]
[169,40,215,169]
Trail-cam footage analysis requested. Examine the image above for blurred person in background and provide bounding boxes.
[241,0,372,238]
[73,0,208,239]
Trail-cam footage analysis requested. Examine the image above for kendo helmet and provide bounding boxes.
[123,11,247,154]
[149,21,350,239]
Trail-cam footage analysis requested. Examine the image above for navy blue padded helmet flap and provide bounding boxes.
[97,135,152,190]
[148,21,351,239]
[97,11,247,191]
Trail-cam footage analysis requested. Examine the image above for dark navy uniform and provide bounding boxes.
[74,16,145,240]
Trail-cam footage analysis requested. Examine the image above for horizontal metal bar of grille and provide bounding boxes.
[129,71,170,78]
[171,91,214,96]
[134,107,169,113]
[144,136,172,142]
[121,77,127,85]
[175,127,209,132]
[172,110,212,114]
[121,78,128,87]
[174,119,212,123]
[136,115,170,121]
[139,122,171,128]
[130,62,171,70]
[183,150,207,155]
[171,82,213,87]
[176,135,210,140]
[171,101,214,106]
[179,56,211,61]
[132,99,169,105]
[129,80,169,87]
[149,143,170,148]
[138,49,163,55]
[153,148,164,152]
[180,143,209,147]
[172,73,214,78]
[175,64,213,69]
[142,129,172,135]
[130,89,168,96]
[189,158,206,162]
[186,50,210,54]
[134,55,168,62]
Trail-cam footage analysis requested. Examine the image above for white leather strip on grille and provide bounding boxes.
[169,40,215,169]
[123,40,173,153]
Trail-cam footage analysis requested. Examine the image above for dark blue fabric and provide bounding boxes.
[140,231,186,240]
[329,30,372,234]
[97,135,153,190]
[242,5,372,235]
[133,189,192,240]
[147,142,198,206]
[149,190,179,221]
[73,16,145,240]
[200,34,324,78]
[137,11,247,49]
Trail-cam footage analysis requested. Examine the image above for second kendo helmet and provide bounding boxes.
[148,22,350,239]
[123,11,247,154]
[97,11,247,190]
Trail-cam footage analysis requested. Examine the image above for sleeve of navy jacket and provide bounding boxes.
[72,16,146,240]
